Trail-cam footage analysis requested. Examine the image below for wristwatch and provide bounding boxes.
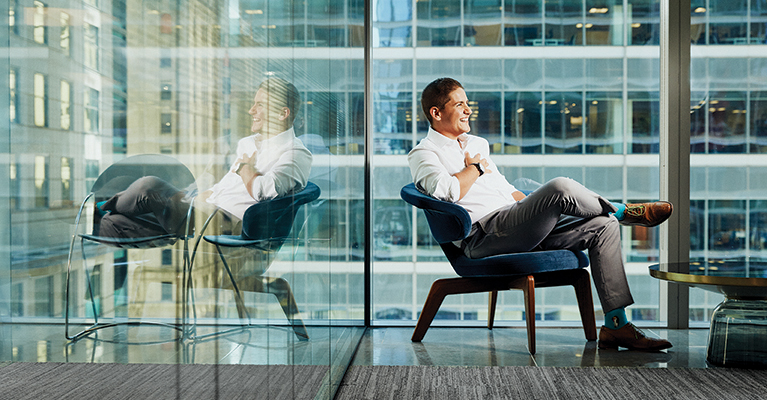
[470,162,484,176]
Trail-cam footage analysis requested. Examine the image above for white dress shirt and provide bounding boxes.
[206,127,312,220]
[408,127,518,224]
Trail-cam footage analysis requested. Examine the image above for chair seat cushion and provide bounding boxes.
[444,246,589,278]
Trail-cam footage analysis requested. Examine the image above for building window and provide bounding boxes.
[9,156,19,210]
[34,276,54,317]
[84,88,99,133]
[85,159,99,191]
[61,157,73,203]
[160,49,171,68]
[84,24,99,70]
[60,12,70,55]
[161,113,172,133]
[11,283,23,317]
[10,69,18,123]
[33,1,47,44]
[161,282,173,302]
[60,80,71,130]
[33,73,48,127]
[34,155,49,208]
[161,249,173,265]
[9,0,18,35]
[161,83,172,100]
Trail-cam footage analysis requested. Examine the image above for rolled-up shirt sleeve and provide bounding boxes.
[408,147,461,202]
[250,145,312,201]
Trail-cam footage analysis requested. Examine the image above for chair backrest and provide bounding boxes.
[241,181,321,242]
[91,154,196,201]
[90,154,196,238]
[400,183,471,244]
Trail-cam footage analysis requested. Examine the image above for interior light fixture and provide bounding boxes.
[694,7,706,13]
[588,7,609,13]
[245,9,263,14]
[631,23,641,28]
[576,23,584,28]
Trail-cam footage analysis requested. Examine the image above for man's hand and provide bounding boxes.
[234,152,261,197]
[512,191,526,201]
[234,151,256,172]
[463,152,492,175]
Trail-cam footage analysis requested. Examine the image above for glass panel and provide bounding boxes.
[505,0,542,45]
[374,0,412,47]
[4,0,364,397]
[375,1,666,329]
[464,0,502,46]
[545,0,582,46]
[629,0,659,45]
[417,0,462,46]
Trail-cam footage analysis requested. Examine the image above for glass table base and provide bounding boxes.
[707,299,767,368]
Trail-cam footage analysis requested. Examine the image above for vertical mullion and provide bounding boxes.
[364,0,373,327]
[660,0,691,329]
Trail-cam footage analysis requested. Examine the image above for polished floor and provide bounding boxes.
[351,326,710,369]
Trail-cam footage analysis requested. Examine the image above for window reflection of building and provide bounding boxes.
[34,73,47,127]
[60,80,71,130]
[34,155,49,208]
[60,157,73,205]
[84,89,99,133]
[84,24,99,70]
[33,1,47,44]
[60,12,70,56]
[10,69,18,123]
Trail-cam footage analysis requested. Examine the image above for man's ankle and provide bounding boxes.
[604,307,628,329]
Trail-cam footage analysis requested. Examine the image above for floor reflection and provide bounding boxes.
[0,323,364,367]
[352,327,710,368]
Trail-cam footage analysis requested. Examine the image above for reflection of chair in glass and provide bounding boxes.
[65,154,196,342]
[195,182,320,340]
[400,183,597,354]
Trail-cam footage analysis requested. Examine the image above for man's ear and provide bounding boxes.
[429,106,441,122]
[278,107,290,121]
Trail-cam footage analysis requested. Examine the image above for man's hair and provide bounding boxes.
[421,77,464,125]
[259,77,301,125]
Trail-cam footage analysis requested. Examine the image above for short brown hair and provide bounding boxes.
[421,77,464,125]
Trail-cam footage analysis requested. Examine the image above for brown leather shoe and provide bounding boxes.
[619,201,673,227]
[598,323,673,351]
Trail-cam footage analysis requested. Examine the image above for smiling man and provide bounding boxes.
[98,77,312,238]
[408,77,673,351]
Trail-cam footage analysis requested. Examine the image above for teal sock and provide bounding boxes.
[96,201,109,217]
[604,307,628,329]
[611,203,626,220]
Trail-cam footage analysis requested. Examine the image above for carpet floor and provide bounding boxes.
[0,362,329,399]
[335,365,767,400]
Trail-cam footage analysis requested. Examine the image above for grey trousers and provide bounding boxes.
[99,176,189,238]
[461,177,634,312]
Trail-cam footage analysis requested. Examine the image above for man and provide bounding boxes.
[98,77,312,238]
[408,77,673,351]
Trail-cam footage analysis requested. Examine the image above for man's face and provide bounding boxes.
[248,88,287,135]
[431,88,472,139]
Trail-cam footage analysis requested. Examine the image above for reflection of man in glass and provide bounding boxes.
[98,77,312,238]
[409,77,673,351]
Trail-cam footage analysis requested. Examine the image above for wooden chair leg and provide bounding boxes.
[488,291,498,330]
[522,275,536,355]
[263,276,309,341]
[572,269,597,341]
[412,278,455,342]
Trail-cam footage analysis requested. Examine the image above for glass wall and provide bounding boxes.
[1,0,364,397]
[371,0,767,327]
